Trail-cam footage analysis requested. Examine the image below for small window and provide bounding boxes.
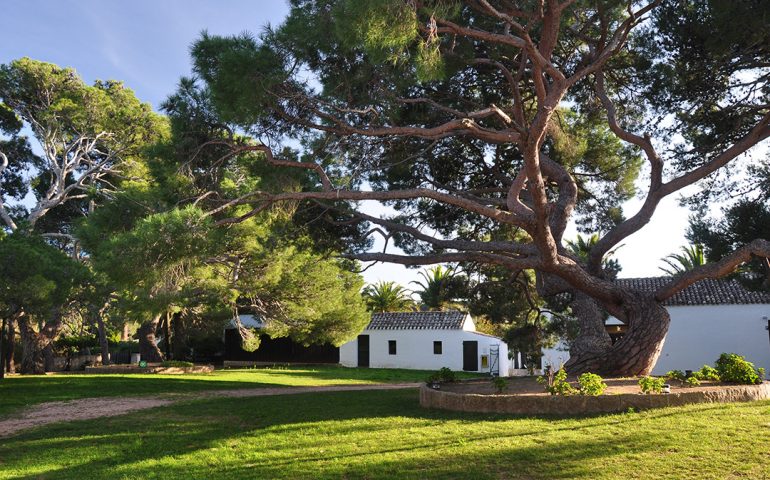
[433,341,442,355]
[388,340,397,355]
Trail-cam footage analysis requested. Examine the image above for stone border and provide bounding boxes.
[420,382,770,415]
[84,364,214,374]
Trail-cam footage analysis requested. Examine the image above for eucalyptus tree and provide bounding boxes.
[183,0,770,375]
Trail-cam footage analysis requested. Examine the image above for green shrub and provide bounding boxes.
[577,373,607,396]
[160,360,194,368]
[638,376,665,394]
[665,370,686,382]
[438,367,457,382]
[491,377,507,393]
[715,353,762,385]
[427,367,457,384]
[698,365,720,381]
[537,368,576,396]
[684,376,701,387]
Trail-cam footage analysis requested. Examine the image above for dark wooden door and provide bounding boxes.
[357,335,370,368]
[463,341,478,371]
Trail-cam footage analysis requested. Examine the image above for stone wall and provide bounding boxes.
[420,382,770,415]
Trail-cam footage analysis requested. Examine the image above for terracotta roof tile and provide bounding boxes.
[615,277,770,306]
[366,311,466,330]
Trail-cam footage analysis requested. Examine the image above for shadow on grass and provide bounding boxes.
[4,389,765,479]
[0,365,453,418]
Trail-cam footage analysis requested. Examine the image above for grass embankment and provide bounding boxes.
[0,366,476,418]
[1,388,769,479]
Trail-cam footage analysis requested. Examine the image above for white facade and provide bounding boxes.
[542,304,770,374]
[653,304,770,374]
[339,314,511,375]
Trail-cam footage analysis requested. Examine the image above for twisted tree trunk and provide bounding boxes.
[566,295,669,376]
[19,310,64,374]
[565,292,613,362]
[19,320,45,374]
[137,315,163,363]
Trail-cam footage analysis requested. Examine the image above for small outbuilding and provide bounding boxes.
[542,277,770,374]
[339,311,510,376]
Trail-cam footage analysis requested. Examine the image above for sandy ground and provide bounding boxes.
[0,383,420,438]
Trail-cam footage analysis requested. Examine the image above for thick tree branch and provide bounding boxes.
[655,239,770,301]
[211,187,520,227]
[0,152,19,231]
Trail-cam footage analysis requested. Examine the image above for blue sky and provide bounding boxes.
[1,0,290,110]
[0,0,696,283]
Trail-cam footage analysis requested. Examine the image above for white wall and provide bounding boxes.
[654,304,770,374]
[541,304,770,374]
[340,329,510,375]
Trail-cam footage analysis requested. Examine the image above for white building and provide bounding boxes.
[542,277,770,374]
[339,311,511,376]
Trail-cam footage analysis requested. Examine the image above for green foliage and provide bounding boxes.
[566,233,623,278]
[715,353,763,385]
[698,365,721,382]
[688,200,770,292]
[0,233,90,318]
[491,376,507,394]
[638,376,666,394]
[537,367,576,396]
[665,370,687,382]
[427,367,457,384]
[0,57,166,230]
[577,373,607,396]
[410,265,466,311]
[160,360,195,368]
[54,334,99,355]
[361,281,415,313]
[684,376,701,388]
[659,244,706,276]
[335,0,418,62]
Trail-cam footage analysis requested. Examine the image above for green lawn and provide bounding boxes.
[1,387,769,479]
[0,366,478,418]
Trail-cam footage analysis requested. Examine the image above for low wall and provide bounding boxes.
[52,354,102,371]
[420,382,770,415]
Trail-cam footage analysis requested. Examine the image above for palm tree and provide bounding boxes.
[361,281,415,313]
[659,244,706,276]
[566,233,623,277]
[410,265,466,311]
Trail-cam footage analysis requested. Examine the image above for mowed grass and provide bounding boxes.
[1,388,770,479]
[0,366,477,418]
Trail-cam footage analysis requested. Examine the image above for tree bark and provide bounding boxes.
[137,315,164,363]
[171,311,187,360]
[565,295,670,376]
[0,316,6,380]
[18,310,64,374]
[19,319,45,374]
[94,305,110,366]
[563,292,612,366]
[162,313,172,360]
[5,315,16,374]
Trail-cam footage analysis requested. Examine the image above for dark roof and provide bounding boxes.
[616,277,770,306]
[366,311,467,330]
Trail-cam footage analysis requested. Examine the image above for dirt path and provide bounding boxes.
[0,383,420,438]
